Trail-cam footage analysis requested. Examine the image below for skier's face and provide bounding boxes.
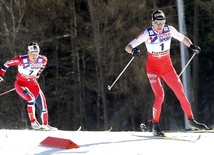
[152,20,165,33]
[28,51,39,62]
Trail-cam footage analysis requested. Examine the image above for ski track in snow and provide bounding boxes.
[0,129,212,155]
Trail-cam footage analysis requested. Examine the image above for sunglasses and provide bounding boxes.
[29,51,39,55]
[154,19,166,25]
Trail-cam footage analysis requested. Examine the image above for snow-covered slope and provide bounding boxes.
[0,129,212,155]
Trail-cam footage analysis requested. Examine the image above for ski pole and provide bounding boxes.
[178,53,196,77]
[107,56,135,90]
[0,88,15,97]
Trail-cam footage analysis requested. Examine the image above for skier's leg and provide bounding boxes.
[147,73,165,136]
[162,69,210,130]
[147,73,165,123]
[14,81,42,129]
[162,69,193,118]
[35,90,48,126]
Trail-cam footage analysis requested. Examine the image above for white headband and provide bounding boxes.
[28,44,40,53]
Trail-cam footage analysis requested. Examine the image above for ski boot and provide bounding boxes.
[188,118,211,130]
[31,121,42,130]
[152,123,165,136]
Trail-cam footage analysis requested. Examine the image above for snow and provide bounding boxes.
[0,129,212,155]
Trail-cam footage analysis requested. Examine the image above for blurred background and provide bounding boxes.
[0,0,213,131]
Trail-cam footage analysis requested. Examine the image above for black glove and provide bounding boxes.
[23,89,29,95]
[0,75,3,82]
[132,48,140,57]
[36,73,40,79]
[190,44,201,54]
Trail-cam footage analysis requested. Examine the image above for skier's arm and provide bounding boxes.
[170,26,201,54]
[0,56,21,78]
[125,30,147,56]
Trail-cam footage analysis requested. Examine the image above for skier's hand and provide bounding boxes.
[23,89,30,95]
[36,73,40,79]
[132,48,140,57]
[0,75,4,82]
[190,44,201,54]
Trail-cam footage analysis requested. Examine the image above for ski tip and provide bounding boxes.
[104,127,112,132]
[77,126,82,131]
[108,127,112,132]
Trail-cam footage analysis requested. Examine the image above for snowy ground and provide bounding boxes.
[0,129,212,155]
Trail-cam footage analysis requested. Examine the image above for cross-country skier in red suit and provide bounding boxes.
[125,10,211,136]
[0,42,57,131]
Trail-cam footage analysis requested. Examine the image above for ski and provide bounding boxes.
[57,126,82,131]
[99,127,113,132]
[31,126,82,131]
[138,123,201,142]
[182,129,214,133]
[140,122,214,133]
[88,127,112,132]
[132,133,201,143]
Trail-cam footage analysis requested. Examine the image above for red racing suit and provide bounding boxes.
[128,25,193,122]
[0,55,48,125]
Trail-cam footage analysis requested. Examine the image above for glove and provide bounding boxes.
[36,73,40,79]
[190,44,201,54]
[0,75,3,82]
[23,89,30,95]
[132,48,140,57]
